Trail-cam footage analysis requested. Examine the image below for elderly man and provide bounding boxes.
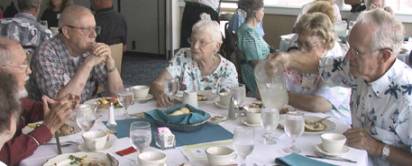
[91,0,127,51]
[0,0,52,57]
[0,37,75,166]
[0,73,21,166]
[30,5,124,103]
[267,9,412,165]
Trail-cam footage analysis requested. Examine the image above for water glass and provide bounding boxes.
[283,112,304,153]
[118,88,134,115]
[130,121,152,153]
[261,107,280,144]
[164,78,180,100]
[232,84,246,105]
[76,105,97,132]
[233,127,254,166]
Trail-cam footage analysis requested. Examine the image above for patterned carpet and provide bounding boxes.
[120,52,168,87]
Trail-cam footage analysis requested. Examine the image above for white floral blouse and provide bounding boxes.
[320,53,412,166]
[167,48,239,93]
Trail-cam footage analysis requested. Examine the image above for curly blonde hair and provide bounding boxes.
[307,1,336,24]
[295,12,335,50]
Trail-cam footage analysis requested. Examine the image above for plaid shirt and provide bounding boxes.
[0,13,52,56]
[29,35,108,103]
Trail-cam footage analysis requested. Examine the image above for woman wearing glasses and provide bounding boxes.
[151,14,239,107]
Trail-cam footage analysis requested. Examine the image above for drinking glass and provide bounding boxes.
[76,104,97,132]
[261,107,280,144]
[283,112,304,153]
[233,127,254,166]
[164,78,180,101]
[130,121,152,153]
[232,84,246,105]
[118,88,134,116]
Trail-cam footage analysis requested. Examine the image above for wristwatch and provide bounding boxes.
[382,144,390,159]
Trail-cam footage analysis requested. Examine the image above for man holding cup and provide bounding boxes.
[29,5,124,103]
[266,9,412,165]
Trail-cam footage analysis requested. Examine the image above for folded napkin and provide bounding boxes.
[275,153,336,166]
[144,104,210,125]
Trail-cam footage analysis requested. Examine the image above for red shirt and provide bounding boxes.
[0,98,52,166]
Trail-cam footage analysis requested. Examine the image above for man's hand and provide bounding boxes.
[343,128,383,156]
[42,95,77,135]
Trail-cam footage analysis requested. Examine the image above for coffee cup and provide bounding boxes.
[320,133,347,154]
[183,91,198,108]
[131,85,150,100]
[138,150,167,166]
[82,130,109,151]
[206,146,237,166]
[218,92,231,107]
[245,108,262,124]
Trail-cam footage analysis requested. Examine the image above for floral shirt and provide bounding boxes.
[320,53,412,166]
[167,48,239,93]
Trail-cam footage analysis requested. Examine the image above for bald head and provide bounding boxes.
[59,5,94,28]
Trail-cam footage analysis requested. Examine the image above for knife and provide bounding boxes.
[55,133,62,154]
[305,155,357,164]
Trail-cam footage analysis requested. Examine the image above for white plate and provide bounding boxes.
[241,118,262,127]
[135,94,153,103]
[78,134,115,152]
[43,152,118,166]
[214,101,229,109]
[278,115,336,135]
[314,144,350,156]
[22,121,82,144]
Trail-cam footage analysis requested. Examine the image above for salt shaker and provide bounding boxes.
[107,103,117,133]
[228,96,239,120]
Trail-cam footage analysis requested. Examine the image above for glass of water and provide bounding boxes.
[164,78,180,104]
[261,107,280,144]
[130,121,152,153]
[118,88,134,116]
[76,104,97,132]
[233,126,254,166]
[283,112,304,153]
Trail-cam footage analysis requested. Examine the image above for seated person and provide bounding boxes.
[0,37,76,166]
[0,73,21,166]
[151,13,239,107]
[228,0,264,37]
[236,0,270,97]
[30,5,124,103]
[286,12,351,124]
[295,0,342,27]
[0,0,52,57]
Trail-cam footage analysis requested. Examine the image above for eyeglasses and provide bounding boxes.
[1,59,30,73]
[187,38,215,47]
[348,46,391,58]
[65,25,101,35]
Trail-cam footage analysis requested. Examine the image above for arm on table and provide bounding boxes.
[288,92,332,113]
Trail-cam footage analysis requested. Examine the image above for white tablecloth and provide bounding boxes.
[20,98,368,166]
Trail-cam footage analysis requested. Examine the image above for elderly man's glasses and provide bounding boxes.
[1,59,30,73]
[66,25,101,35]
[348,46,391,58]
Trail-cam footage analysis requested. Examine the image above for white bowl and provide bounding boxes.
[138,150,167,166]
[320,133,347,154]
[206,146,236,166]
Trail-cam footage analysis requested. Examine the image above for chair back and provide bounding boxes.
[110,43,123,73]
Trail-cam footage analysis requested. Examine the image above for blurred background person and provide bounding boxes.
[40,0,73,28]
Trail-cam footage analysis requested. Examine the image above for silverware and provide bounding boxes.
[54,133,62,154]
[305,154,357,164]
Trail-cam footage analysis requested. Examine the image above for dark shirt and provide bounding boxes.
[40,8,60,28]
[3,2,17,18]
[94,7,127,45]
[0,98,52,166]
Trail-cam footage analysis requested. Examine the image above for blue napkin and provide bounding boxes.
[275,153,336,166]
[144,104,210,125]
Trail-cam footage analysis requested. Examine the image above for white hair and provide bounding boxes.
[366,0,385,10]
[356,8,404,55]
[191,13,222,43]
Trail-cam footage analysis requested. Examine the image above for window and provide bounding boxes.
[386,0,412,14]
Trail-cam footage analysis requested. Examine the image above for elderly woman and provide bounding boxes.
[41,0,73,28]
[151,14,239,107]
[237,0,270,97]
[0,73,21,166]
[283,12,351,124]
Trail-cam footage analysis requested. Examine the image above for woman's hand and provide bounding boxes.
[154,93,173,107]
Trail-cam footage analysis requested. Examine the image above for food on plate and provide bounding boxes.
[197,94,207,101]
[56,124,80,136]
[304,120,327,132]
[27,122,42,129]
[169,107,191,116]
[68,155,108,166]
[249,101,263,109]
[96,97,122,109]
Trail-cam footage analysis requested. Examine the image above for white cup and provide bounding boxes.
[320,133,347,154]
[131,85,150,100]
[138,150,167,166]
[219,92,231,107]
[82,130,109,151]
[245,108,262,124]
[206,146,237,166]
[183,91,198,108]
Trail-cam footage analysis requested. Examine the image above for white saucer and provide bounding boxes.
[78,135,115,152]
[136,94,153,103]
[214,101,229,109]
[314,144,350,156]
[241,118,262,127]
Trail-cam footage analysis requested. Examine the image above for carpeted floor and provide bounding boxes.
[120,52,168,87]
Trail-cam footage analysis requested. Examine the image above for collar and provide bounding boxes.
[95,7,114,14]
[369,59,402,97]
[15,12,36,21]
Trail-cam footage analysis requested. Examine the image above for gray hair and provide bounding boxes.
[0,72,21,133]
[0,38,18,66]
[356,8,404,55]
[16,0,41,11]
[191,13,222,43]
[59,5,93,28]
[366,0,385,10]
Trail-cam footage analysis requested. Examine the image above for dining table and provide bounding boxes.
[20,96,368,166]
